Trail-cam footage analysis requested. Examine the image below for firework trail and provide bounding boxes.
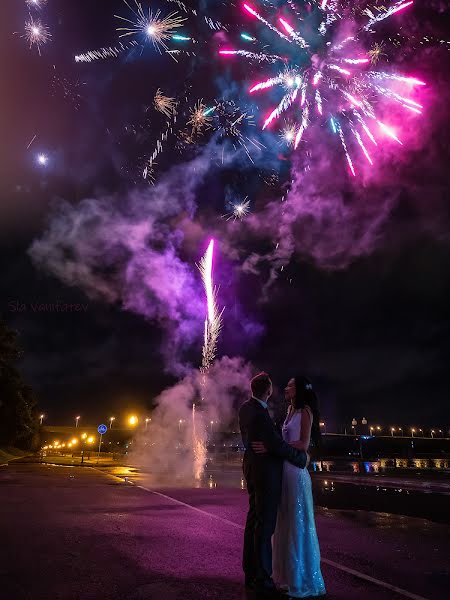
[219,1,425,176]
[198,240,223,374]
[75,41,139,63]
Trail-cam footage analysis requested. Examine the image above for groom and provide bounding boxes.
[239,372,308,595]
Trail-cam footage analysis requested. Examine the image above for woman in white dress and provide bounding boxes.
[272,376,326,598]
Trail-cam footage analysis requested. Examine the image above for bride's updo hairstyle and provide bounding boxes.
[293,376,322,449]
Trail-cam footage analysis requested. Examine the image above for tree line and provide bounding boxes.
[0,318,39,449]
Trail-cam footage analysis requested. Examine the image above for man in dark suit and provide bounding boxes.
[239,372,308,595]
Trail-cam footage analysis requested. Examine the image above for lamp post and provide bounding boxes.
[430,429,435,438]
[39,414,45,426]
[109,417,115,429]
[411,428,415,438]
[369,426,375,436]
[391,427,395,437]
[319,421,326,434]
[145,417,151,430]
[398,427,403,437]
[351,418,357,435]
[75,416,80,428]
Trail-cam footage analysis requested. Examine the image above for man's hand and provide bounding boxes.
[251,441,267,454]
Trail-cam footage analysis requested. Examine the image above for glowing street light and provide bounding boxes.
[87,436,95,444]
[71,438,78,445]
[145,417,151,429]
[411,428,416,437]
[398,427,403,436]
[391,427,395,437]
[81,432,87,440]
[75,416,80,428]
[431,429,435,438]
[39,414,45,425]
[319,421,327,434]
[109,416,115,429]
[369,426,375,436]
[128,415,138,427]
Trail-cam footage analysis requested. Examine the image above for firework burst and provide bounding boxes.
[25,0,47,9]
[115,0,186,54]
[187,100,214,137]
[224,197,251,221]
[24,15,51,55]
[154,89,178,117]
[219,1,425,176]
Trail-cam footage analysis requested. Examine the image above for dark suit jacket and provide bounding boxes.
[239,397,307,489]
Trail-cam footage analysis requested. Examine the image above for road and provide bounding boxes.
[0,463,448,600]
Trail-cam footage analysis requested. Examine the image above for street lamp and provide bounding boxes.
[398,427,403,436]
[391,427,395,437]
[411,428,415,438]
[145,418,151,429]
[351,418,357,434]
[319,421,326,434]
[39,414,45,425]
[431,429,435,438]
[419,428,423,437]
[438,429,443,437]
[75,416,80,428]
[369,426,375,436]
[128,415,138,427]
[109,417,115,429]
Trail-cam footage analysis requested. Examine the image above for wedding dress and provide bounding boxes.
[272,410,326,598]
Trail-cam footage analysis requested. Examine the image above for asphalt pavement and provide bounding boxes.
[0,463,448,600]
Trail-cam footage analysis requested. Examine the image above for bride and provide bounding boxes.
[255,376,326,597]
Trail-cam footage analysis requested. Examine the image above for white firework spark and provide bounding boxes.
[115,0,186,54]
[224,197,251,221]
[24,15,51,55]
[25,0,47,9]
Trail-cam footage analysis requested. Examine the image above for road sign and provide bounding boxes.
[98,424,107,435]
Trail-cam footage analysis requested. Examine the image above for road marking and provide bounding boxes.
[129,481,430,600]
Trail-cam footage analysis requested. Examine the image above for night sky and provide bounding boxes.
[1,0,449,428]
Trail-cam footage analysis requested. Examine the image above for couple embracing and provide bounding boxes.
[239,373,326,598]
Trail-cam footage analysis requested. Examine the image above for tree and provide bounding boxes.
[0,319,39,449]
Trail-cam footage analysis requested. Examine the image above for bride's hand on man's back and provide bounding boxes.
[251,441,267,453]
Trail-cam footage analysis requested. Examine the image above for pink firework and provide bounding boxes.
[219,1,425,177]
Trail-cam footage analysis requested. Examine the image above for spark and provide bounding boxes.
[280,119,297,146]
[224,197,251,221]
[198,240,223,373]
[154,89,177,117]
[187,100,213,136]
[36,153,48,166]
[24,16,51,55]
[25,0,47,9]
[115,0,186,54]
[368,42,387,64]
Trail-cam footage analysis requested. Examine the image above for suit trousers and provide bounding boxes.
[242,453,281,587]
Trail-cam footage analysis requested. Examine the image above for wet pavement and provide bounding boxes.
[0,462,449,600]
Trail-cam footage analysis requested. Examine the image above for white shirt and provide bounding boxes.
[252,396,268,410]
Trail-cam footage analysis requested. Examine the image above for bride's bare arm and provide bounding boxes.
[290,406,312,451]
